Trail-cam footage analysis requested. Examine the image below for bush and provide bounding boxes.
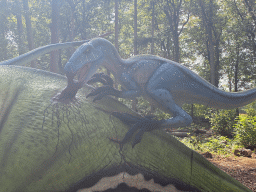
[179,135,233,155]
[210,109,237,138]
[243,101,256,117]
[203,136,232,155]
[234,115,256,149]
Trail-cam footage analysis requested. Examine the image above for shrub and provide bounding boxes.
[180,135,233,155]
[203,136,232,155]
[234,115,256,149]
[210,109,237,138]
[243,101,256,117]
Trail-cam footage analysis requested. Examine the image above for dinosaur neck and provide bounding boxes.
[101,43,126,80]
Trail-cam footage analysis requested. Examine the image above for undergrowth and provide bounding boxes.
[178,135,242,156]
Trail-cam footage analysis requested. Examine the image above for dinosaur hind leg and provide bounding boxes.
[147,65,192,129]
[148,88,192,128]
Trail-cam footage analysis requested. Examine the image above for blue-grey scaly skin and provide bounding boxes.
[65,38,256,145]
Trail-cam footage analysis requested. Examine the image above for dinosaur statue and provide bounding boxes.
[0,39,252,191]
[0,65,252,192]
[64,38,256,147]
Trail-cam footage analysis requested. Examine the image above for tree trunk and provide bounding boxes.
[115,0,119,51]
[15,0,24,56]
[82,1,87,40]
[151,0,155,55]
[133,0,138,111]
[134,0,138,55]
[50,0,60,73]
[208,0,215,86]
[0,0,8,61]
[22,0,36,67]
[234,44,240,116]
[173,30,180,62]
[214,38,220,87]
[164,0,183,63]
[66,0,77,70]
[198,0,216,85]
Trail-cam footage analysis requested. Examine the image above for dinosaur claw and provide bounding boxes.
[120,124,139,144]
[87,72,114,86]
[132,129,145,148]
[86,86,121,101]
[110,114,161,149]
[92,94,105,102]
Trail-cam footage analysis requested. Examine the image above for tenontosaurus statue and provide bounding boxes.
[0,38,252,192]
[64,38,256,148]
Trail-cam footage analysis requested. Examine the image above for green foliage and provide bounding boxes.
[210,109,237,138]
[203,136,232,155]
[180,135,233,155]
[243,101,256,117]
[180,135,204,151]
[182,104,211,118]
[234,115,256,148]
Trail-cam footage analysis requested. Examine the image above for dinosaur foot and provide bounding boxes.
[110,112,162,149]
[86,73,120,102]
[86,85,121,102]
[87,72,114,87]
[52,73,83,104]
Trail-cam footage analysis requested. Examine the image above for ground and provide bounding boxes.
[207,153,256,191]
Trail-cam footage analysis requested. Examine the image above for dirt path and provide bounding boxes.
[208,154,256,191]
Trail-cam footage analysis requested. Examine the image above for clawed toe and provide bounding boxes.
[86,85,121,101]
[110,112,162,149]
[87,72,114,87]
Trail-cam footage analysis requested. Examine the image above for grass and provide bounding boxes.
[178,134,243,157]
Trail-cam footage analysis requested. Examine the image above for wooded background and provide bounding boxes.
[0,0,255,94]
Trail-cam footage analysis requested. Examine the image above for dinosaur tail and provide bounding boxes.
[200,86,256,109]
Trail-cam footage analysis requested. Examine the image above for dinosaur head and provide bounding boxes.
[64,38,106,83]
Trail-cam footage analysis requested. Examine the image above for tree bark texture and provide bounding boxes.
[163,0,182,63]
[50,0,60,73]
[198,0,216,86]
[22,0,36,67]
[151,0,155,55]
[115,0,119,51]
[134,0,138,55]
[15,1,24,56]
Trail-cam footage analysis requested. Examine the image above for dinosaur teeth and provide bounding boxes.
[80,172,181,192]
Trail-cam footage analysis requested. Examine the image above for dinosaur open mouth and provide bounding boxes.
[77,63,90,83]
[67,164,199,192]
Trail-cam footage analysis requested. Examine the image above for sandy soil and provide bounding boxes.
[208,153,256,191]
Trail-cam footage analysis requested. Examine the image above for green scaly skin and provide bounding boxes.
[0,65,252,192]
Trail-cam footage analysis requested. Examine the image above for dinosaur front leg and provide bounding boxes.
[52,72,83,103]
[86,72,141,101]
